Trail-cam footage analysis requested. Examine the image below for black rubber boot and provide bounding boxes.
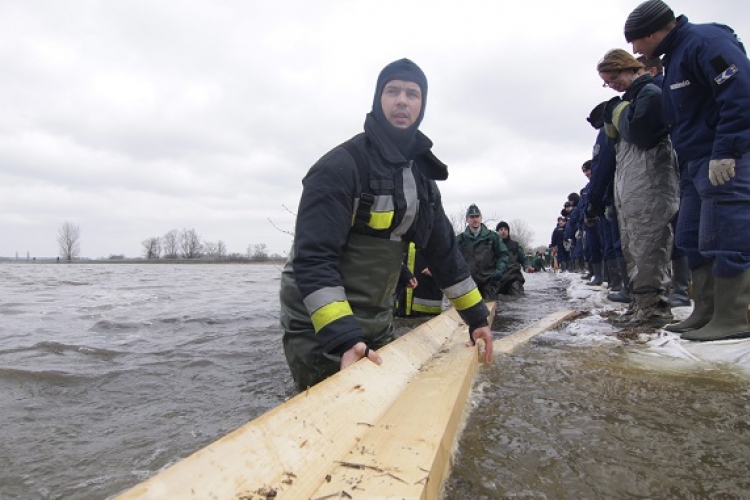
[581,261,593,280]
[606,258,622,291]
[668,256,691,307]
[681,268,750,341]
[607,257,630,303]
[665,263,713,334]
[587,261,604,286]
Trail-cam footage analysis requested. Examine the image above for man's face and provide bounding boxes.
[583,169,591,179]
[380,80,422,129]
[466,214,482,230]
[498,227,509,239]
[631,34,662,59]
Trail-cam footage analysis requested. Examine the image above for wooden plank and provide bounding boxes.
[115,306,577,500]
[114,305,493,500]
[494,309,581,354]
[308,324,478,499]
[308,309,579,499]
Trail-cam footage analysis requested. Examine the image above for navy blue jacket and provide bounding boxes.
[655,16,750,161]
[587,129,617,213]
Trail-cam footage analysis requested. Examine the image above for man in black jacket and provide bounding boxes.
[279,59,494,391]
[495,221,525,296]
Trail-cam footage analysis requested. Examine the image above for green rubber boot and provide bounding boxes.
[664,263,713,334]
[681,268,750,341]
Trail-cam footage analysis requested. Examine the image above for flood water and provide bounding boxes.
[0,263,748,499]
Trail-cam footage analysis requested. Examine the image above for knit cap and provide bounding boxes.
[624,0,675,42]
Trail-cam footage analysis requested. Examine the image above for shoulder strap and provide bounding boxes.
[342,142,373,224]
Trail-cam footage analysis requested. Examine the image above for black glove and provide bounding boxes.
[603,96,622,124]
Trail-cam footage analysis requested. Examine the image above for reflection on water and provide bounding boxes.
[1,264,747,499]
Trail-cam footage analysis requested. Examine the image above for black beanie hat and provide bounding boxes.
[624,0,675,42]
[496,221,510,232]
[587,101,608,129]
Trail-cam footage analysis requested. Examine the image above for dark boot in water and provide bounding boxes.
[681,268,750,341]
[665,263,713,334]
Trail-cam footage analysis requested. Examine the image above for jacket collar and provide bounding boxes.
[364,113,448,180]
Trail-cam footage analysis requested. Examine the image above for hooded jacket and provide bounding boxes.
[457,224,509,285]
[285,113,488,354]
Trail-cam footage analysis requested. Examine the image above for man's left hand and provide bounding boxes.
[709,158,736,185]
[466,326,493,363]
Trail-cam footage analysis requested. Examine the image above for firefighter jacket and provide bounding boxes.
[280,113,488,355]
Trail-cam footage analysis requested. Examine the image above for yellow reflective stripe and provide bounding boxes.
[368,211,394,230]
[450,288,483,311]
[413,303,442,314]
[611,101,630,133]
[310,301,354,332]
[405,243,416,315]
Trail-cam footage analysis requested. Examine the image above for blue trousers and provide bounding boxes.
[584,224,602,264]
[675,156,750,277]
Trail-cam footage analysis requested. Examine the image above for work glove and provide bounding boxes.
[708,159,736,186]
[603,96,622,124]
[605,205,616,222]
[575,229,583,240]
[563,239,572,251]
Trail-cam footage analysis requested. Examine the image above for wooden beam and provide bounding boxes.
[494,309,581,354]
[115,306,578,500]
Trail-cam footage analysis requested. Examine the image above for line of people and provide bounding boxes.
[552,0,750,341]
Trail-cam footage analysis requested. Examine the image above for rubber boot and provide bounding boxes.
[668,256,691,307]
[665,263,713,333]
[607,257,630,303]
[606,258,622,291]
[587,261,604,286]
[681,268,750,341]
[581,261,593,280]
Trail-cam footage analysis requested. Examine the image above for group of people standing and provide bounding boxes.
[552,0,750,342]
[396,203,527,319]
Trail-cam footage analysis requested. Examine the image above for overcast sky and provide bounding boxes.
[1,1,747,259]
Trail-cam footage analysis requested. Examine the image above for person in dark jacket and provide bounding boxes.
[625,0,750,340]
[638,54,691,307]
[457,204,509,300]
[598,48,679,327]
[395,243,444,317]
[550,216,568,272]
[279,59,494,391]
[495,221,525,296]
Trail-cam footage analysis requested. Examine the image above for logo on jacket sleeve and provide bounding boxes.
[714,64,739,85]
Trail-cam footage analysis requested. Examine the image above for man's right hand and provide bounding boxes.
[340,341,382,371]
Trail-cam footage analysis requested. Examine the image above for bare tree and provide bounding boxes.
[509,219,534,251]
[180,228,203,259]
[250,243,269,261]
[216,240,227,259]
[163,230,179,259]
[57,222,81,261]
[142,237,161,260]
[203,241,218,259]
